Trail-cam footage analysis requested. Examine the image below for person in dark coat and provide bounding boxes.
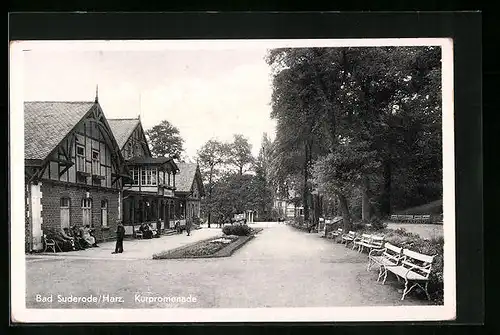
[112,222,125,254]
[186,217,192,236]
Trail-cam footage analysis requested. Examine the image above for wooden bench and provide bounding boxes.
[420,214,431,223]
[133,227,143,239]
[380,248,436,300]
[43,234,58,253]
[327,228,343,239]
[341,231,357,248]
[367,242,403,275]
[354,234,385,253]
[400,214,414,223]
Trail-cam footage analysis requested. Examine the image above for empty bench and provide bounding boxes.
[377,248,435,300]
[413,214,431,223]
[354,234,385,253]
[367,242,404,275]
[327,228,343,240]
[341,231,357,248]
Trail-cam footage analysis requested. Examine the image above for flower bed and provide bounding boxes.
[153,228,263,259]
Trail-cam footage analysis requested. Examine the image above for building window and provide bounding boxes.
[141,167,157,186]
[131,167,139,185]
[167,172,171,186]
[82,198,93,227]
[60,197,70,229]
[101,199,108,227]
[92,149,100,175]
[76,144,85,172]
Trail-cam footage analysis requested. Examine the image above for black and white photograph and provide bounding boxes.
[10,38,455,323]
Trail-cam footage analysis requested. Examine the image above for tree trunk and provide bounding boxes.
[361,175,371,222]
[338,193,352,232]
[207,167,214,228]
[303,142,310,222]
[313,193,321,231]
[381,160,392,216]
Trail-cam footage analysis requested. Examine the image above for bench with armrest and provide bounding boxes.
[412,215,431,223]
[327,228,343,240]
[354,234,385,253]
[400,214,414,223]
[353,234,371,251]
[367,242,403,275]
[419,214,431,223]
[133,227,143,239]
[43,233,58,253]
[380,248,436,300]
[341,231,357,248]
[390,214,400,222]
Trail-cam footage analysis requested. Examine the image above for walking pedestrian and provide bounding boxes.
[112,222,125,254]
[186,217,192,236]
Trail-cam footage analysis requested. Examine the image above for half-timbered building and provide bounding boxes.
[24,100,129,252]
[173,163,205,220]
[108,118,179,235]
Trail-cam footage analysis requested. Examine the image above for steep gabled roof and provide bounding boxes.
[107,118,140,150]
[24,101,95,160]
[175,162,204,195]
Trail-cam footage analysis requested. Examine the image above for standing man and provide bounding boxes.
[186,217,192,236]
[112,221,125,254]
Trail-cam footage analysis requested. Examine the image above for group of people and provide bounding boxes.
[45,225,99,252]
[138,223,157,239]
[44,217,197,255]
[174,216,193,236]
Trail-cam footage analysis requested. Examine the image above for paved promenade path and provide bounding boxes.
[25,223,432,309]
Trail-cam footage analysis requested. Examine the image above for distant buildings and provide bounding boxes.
[273,188,303,219]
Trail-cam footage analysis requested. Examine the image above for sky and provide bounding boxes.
[23,47,276,160]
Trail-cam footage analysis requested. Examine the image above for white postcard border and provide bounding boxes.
[10,37,455,323]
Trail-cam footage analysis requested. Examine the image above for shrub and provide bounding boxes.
[222,224,252,236]
[370,217,387,230]
[294,216,304,226]
[352,221,366,231]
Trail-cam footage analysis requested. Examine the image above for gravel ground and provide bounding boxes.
[26,222,433,309]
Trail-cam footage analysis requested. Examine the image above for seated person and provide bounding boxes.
[60,227,76,250]
[155,220,162,237]
[148,223,158,237]
[80,225,99,247]
[71,225,88,249]
[46,227,74,252]
[174,220,182,233]
[141,223,153,239]
[66,226,85,250]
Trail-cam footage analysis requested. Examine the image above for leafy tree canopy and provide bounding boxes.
[145,120,184,158]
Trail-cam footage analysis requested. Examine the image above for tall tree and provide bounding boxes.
[197,139,231,227]
[228,134,254,175]
[266,48,334,222]
[145,120,184,158]
[267,46,442,225]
